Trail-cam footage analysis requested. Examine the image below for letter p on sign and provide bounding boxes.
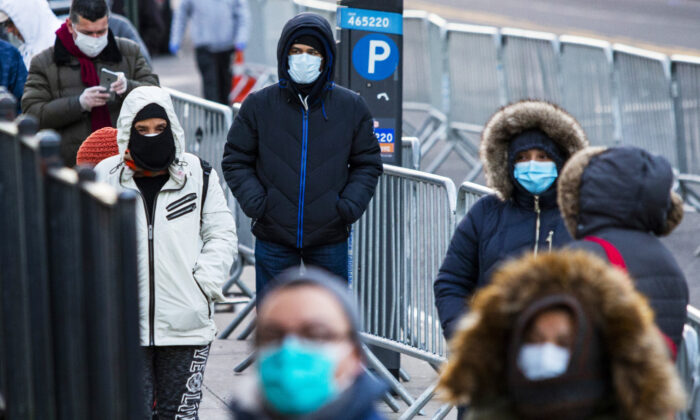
[368,40,390,74]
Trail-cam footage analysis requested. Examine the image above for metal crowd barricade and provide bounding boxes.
[613,44,680,169]
[402,11,448,157]
[456,181,493,220]
[671,55,700,176]
[440,23,501,179]
[293,0,337,35]
[501,28,561,103]
[351,164,456,419]
[559,36,618,147]
[0,98,143,419]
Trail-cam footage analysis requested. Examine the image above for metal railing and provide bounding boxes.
[456,181,493,220]
[0,95,142,419]
[351,164,456,419]
[241,1,700,184]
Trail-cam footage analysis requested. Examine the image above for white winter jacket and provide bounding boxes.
[95,86,237,346]
[0,0,62,69]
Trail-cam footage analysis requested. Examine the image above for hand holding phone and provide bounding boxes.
[99,68,121,101]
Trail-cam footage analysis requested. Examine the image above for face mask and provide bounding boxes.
[74,29,108,58]
[517,342,570,380]
[128,126,176,171]
[258,336,347,415]
[514,160,558,195]
[288,53,322,84]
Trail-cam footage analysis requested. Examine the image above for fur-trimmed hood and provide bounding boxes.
[557,146,684,238]
[438,250,685,420]
[480,100,589,200]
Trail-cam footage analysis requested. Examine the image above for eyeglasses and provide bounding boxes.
[257,323,353,347]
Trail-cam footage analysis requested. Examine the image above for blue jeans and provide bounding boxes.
[254,239,349,302]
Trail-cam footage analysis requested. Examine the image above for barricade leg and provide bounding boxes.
[236,318,256,340]
[234,352,256,373]
[219,295,256,339]
[361,344,417,409]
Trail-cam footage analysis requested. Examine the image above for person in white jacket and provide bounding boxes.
[95,86,237,419]
[0,0,62,69]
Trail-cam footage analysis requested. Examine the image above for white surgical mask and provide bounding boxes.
[288,53,322,84]
[517,342,570,380]
[74,30,108,58]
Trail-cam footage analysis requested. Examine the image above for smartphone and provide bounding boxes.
[99,68,120,101]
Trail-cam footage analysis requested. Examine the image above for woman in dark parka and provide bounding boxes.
[558,145,688,352]
[434,100,589,339]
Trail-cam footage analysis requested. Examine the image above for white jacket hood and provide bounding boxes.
[116,86,187,181]
[0,0,61,68]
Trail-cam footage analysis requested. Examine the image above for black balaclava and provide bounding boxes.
[128,103,176,172]
[506,295,610,420]
[288,33,326,97]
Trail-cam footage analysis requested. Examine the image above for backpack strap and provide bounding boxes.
[583,236,627,271]
[199,158,212,223]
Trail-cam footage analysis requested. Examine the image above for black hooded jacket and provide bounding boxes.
[222,13,383,249]
[558,146,688,348]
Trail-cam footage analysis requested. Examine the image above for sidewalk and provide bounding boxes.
[199,267,457,419]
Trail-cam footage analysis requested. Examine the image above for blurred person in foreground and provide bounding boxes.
[0,0,61,69]
[22,0,158,167]
[439,250,685,420]
[434,100,588,340]
[95,86,237,419]
[558,145,688,357]
[169,0,250,104]
[229,267,387,420]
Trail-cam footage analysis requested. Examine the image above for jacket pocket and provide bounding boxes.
[166,193,197,211]
[166,203,197,221]
[192,268,212,319]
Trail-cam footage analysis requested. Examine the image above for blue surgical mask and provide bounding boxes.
[258,336,345,415]
[288,53,322,84]
[517,342,571,380]
[514,161,558,195]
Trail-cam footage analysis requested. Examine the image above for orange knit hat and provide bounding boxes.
[76,127,119,167]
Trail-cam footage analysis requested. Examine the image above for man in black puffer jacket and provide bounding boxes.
[558,145,688,354]
[222,13,382,297]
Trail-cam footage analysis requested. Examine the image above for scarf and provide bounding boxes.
[55,23,112,132]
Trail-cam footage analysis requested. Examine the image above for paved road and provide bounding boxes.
[407,0,700,56]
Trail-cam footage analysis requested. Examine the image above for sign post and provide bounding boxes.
[338,0,404,379]
[338,0,403,166]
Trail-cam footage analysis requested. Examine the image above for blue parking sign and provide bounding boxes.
[352,34,400,81]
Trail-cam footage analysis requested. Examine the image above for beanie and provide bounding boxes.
[262,267,362,348]
[76,127,119,167]
[133,103,169,124]
[508,129,566,171]
[292,34,325,58]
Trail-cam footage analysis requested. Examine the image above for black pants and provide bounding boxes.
[195,47,234,105]
[143,344,211,420]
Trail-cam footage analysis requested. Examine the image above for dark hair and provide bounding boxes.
[70,0,109,23]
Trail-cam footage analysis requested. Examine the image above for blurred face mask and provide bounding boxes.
[74,29,108,58]
[517,342,570,380]
[514,160,558,195]
[258,336,349,415]
[288,53,322,84]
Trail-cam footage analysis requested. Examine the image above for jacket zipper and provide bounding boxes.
[546,230,554,252]
[297,95,310,248]
[533,196,541,256]
[120,168,187,346]
[134,191,158,347]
